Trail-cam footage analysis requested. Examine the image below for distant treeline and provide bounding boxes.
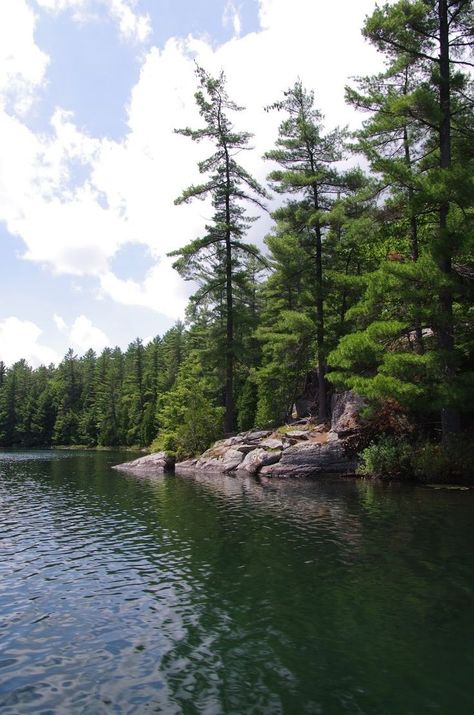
[0,326,186,448]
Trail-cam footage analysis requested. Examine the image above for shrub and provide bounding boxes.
[151,355,224,461]
[357,435,413,479]
[412,437,474,482]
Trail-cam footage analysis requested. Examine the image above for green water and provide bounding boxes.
[0,451,473,714]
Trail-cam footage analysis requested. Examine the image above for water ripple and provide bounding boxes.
[1,452,474,713]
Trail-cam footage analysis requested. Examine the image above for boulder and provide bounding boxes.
[260,463,326,478]
[238,448,282,474]
[174,457,198,471]
[281,429,309,439]
[245,430,273,442]
[259,437,286,449]
[331,391,366,435]
[214,434,246,448]
[235,444,259,454]
[176,447,244,473]
[260,440,356,477]
[112,452,174,474]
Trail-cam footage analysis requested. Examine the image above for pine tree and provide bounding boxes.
[153,354,224,460]
[78,349,98,446]
[361,0,474,438]
[171,65,268,432]
[264,81,362,421]
[95,347,124,446]
[53,349,82,445]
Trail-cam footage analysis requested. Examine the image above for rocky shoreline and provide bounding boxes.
[174,426,357,477]
[112,391,364,479]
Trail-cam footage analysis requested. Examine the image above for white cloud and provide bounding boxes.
[52,313,110,353]
[0,317,59,367]
[223,1,242,38]
[34,0,151,43]
[53,313,68,332]
[108,0,151,43]
[69,315,110,352]
[100,257,192,320]
[0,0,387,329]
[0,108,132,275]
[0,0,49,114]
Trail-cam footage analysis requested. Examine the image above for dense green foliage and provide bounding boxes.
[358,434,474,481]
[357,436,413,479]
[1,1,473,460]
[0,327,187,449]
[329,0,474,441]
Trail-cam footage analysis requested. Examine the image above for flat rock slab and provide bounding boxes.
[260,441,356,477]
[245,430,273,442]
[176,448,244,474]
[235,444,260,454]
[281,430,309,439]
[259,437,286,450]
[112,452,174,474]
[238,448,282,474]
[175,458,198,471]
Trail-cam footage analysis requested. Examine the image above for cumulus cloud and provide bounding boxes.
[53,313,110,353]
[100,257,192,320]
[0,108,133,275]
[223,1,242,38]
[69,315,110,352]
[1,0,386,328]
[53,313,68,332]
[0,0,49,114]
[34,0,151,43]
[0,317,60,367]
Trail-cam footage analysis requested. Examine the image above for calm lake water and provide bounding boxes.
[1,451,473,714]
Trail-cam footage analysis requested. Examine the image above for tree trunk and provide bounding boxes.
[402,123,424,354]
[223,135,234,433]
[224,228,234,433]
[437,0,460,439]
[307,140,327,423]
[315,220,327,422]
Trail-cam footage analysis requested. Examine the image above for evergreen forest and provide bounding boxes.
[1,1,473,474]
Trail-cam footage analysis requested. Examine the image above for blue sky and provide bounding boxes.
[0,0,384,366]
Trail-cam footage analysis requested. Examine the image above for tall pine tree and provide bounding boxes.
[171,65,268,432]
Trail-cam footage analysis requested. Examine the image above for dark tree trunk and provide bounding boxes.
[402,122,424,354]
[224,228,234,433]
[315,220,327,422]
[437,0,460,439]
[223,139,234,433]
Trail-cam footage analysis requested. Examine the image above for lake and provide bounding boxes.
[1,450,473,714]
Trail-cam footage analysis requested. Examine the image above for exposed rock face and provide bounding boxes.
[281,429,309,440]
[175,446,244,473]
[331,391,366,435]
[259,437,287,449]
[174,423,357,478]
[239,447,282,474]
[201,448,244,473]
[112,452,174,474]
[245,430,273,442]
[260,441,356,477]
[120,393,363,479]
